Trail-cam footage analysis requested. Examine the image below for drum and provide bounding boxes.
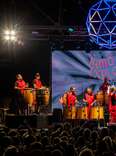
[23,88,36,107]
[77,107,88,120]
[36,87,50,106]
[96,91,104,105]
[67,109,72,119]
[63,107,71,119]
[36,87,46,95]
[90,106,104,120]
[72,106,77,119]
[42,88,50,106]
[63,106,76,119]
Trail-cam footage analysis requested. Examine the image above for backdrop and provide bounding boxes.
[52,50,116,109]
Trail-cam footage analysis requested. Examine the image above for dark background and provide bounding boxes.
[0,41,50,97]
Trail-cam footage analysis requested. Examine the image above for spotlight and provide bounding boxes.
[10,30,16,35]
[4,30,10,35]
[4,35,10,40]
[3,29,17,42]
[10,36,16,41]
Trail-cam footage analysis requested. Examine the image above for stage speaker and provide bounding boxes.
[53,108,63,123]
[5,114,52,128]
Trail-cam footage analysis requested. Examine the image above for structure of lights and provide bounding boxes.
[4,29,17,42]
[86,0,116,49]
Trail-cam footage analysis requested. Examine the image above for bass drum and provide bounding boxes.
[96,91,104,105]
[63,106,77,119]
[77,107,88,120]
[23,88,35,107]
[90,106,104,120]
[72,106,77,119]
[36,87,50,106]
[42,88,50,106]
[63,108,71,119]
[96,91,109,105]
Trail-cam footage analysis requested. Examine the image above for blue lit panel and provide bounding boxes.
[52,50,116,109]
[86,0,116,49]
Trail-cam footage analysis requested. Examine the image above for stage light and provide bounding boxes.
[68,27,75,33]
[4,30,10,35]
[86,0,116,49]
[4,35,10,40]
[10,30,16,35]
[10,36,16,41]
[3,29,17,42]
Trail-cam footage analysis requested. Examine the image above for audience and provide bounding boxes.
[0,122,116,156]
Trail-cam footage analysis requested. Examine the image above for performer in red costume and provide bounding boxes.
[109,87,116,123]
[14,74,27,114]
[15,74,27,94]
[33,73,43,89]
[33,73,43,113]
[83,88,95,119]
[67,87,77,109]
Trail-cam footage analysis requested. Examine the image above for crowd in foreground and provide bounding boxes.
[0,122,116,156]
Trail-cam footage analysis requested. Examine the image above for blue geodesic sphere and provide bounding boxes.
[86,0,116,49]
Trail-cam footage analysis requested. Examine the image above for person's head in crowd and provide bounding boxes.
[2,136,13,149]
[60,131,69,137]
[29,149,43,156]
[79,148,94,156]
[44,149,52,156]
[100,128,109,139]
[96,140,109,154]
[8,130,18,137]
[103,136,113,151]
[63,122,71,131]
[53,137,60,145]
[41,136,49,147]
[83,128,91,140]
[52,149,63,156]
[60,136,68,143]
[23,134,36,145]
[76,136,84,148]
[91,130,99,141]
[65,144,76,156]
[59,140,67,149]
[30,141,43,151]
[3,145,18,156]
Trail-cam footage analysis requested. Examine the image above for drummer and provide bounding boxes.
[59,87,77,108]
[33,73,43,89]
[33,73,43,113]
[14,74,27,114]
[100,77,110,93]
[109,87,116,123]
[83,88,95,119]
[59,87,77,119]
[109,87,116,105]
[67,87,77,109]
